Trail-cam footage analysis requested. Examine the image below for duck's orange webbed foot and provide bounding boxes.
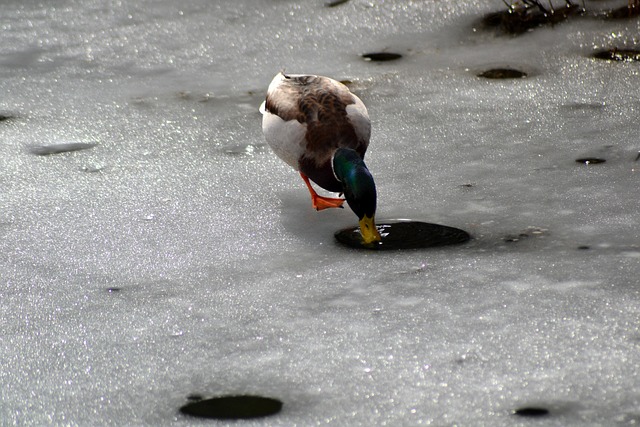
[311,194,345,210]
[300,172,345,211]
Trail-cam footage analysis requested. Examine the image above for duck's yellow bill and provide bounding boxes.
[359,215,382,244]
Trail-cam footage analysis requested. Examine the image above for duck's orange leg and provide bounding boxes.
[300,172,345,211]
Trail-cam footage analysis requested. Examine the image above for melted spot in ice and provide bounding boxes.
[575,157,606,165]
[335,221,470,250]
[591,48,640,62]
[477,68,527,79]
[362,52,402,62]
[325,0,349,7]
[29,143,96,155]
[179,395,283,420]
[514,407,550,417]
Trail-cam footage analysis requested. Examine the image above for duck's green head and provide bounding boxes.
[332,148,382,244]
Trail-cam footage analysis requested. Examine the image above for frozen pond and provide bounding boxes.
[1,0,639,425]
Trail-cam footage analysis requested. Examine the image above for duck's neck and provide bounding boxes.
[331,148,377,218]
[332,148,365,184]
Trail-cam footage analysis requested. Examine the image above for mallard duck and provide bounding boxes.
[260,72,381,244]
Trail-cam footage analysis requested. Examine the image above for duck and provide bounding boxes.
[260,72,382,244]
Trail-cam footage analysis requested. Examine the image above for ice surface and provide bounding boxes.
[1,0,639,425]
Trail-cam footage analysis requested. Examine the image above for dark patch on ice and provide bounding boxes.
[179,395,283,420]
[560,102,605,112]
[513,406,550,417]
[186,394,204,401]
[477,68,527,79]
[106,287,121,293]
[504,226,548,243]
[577,245,590,250]
[362,52,402,62]
[131,91,217,107]
[575,157,606,165]
[80,165,105,173]
[480,2,583,35]
[504,233,529,243]
[175,91,194,101]
[591,48,640,62]
[335,221,470,250]
[558,102,606,119]
[325,0,349,7]
[29,143,96,155]
[0,113,16,121]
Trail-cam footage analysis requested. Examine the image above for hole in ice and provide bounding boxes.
[477,68,527,79]
[335,221,471,250]
[179,395,283,420]
[575,157,606,165]
[29,143,96,155]
[362,52,402,62]
[0,113,16,121]
[591,48,640,62]
[325,0,349,7]
[577,245,590,250]
[514,407,550,417]
[106,287,121,293]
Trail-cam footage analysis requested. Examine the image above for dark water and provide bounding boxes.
[179,395,283,420]
[335,221,470,250]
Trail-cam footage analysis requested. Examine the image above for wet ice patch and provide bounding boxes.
[29,142,96,155]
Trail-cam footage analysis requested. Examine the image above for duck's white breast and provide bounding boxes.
[261,106,306,170]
